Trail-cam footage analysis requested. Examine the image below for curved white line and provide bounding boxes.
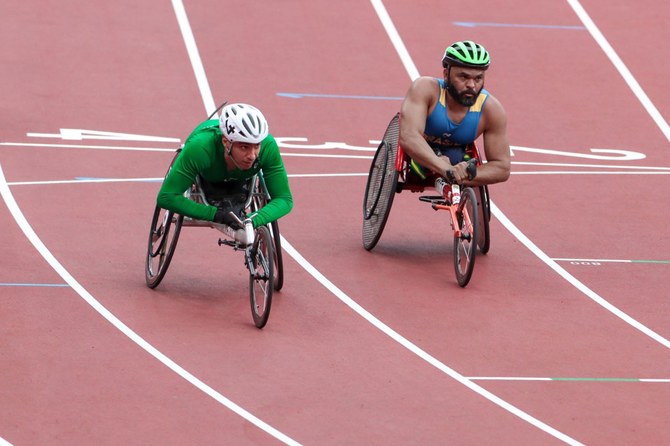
[0,164,301,446]
[491,201,670,349]
[279,237,583,445]
[174,0,578,442]
[371,0,670,350]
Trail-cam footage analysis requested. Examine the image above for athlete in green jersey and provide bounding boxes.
[156,103,293,230]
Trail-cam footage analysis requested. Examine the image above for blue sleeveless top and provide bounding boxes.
[424,78,488,164]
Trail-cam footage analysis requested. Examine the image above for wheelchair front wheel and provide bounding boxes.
[145,206,183,288]
[453,187,478,287]
[476,185,491,254]
[270,220,284,291]
[249,225,274,328]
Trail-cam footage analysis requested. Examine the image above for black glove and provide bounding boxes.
[213,210,243,229]
[466,158,477,180]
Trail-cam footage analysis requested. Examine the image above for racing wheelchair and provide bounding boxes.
[145,148,284,329]
[362,113,491,287]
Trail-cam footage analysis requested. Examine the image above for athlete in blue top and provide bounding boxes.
[399,40,511,185]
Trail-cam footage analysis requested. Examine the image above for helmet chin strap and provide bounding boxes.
[225,140,245,170]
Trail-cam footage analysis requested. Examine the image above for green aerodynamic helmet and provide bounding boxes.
[442,40,490,70]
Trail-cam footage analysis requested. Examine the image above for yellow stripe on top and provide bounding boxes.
[410,159,427,179]
[439,85,447,107]
[470,93,487,112]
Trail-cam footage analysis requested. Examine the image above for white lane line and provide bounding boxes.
[566,0,670,142]
[369,0,419,81]
[0,142,176,151]
[513,162,670,171]
[0,163,301,446]
[492,201,670,350]
[554,258,631,263]
[370,0,670,442]
[4,168,669,189]
[280,236,584,445]
[373,0,670,351]
[555,258,670,264]
[467,376,670,383]
[169,0,586,442]
[513,171,670,175]
[170,0,216,117]
[5,173,371,186]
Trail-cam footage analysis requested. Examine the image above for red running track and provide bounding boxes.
[1,0,669,445]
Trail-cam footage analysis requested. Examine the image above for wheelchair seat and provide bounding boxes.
[190,174,257,220]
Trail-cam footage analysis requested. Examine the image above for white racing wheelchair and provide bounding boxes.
[145,148,284,329]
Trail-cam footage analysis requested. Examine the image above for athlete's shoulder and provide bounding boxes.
[411,76,439,89]
[184,119,220,145]
[480,91,507,130]
[260,133,280,155]
[406,76,439,103]
[263,132,277,144]
[481,90,505,115]
[190,119,220,135]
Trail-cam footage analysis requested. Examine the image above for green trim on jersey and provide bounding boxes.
[156,119,293,227]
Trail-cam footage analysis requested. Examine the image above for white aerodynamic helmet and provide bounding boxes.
[219,103,269,144]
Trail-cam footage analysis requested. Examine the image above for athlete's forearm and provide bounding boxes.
[249,195,293,227]
[157,189,217,221]
[463,160,510,186]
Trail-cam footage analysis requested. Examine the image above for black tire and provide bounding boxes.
[251,175,284,292]
[249,225,274,329]
[145,205,183,288]
[363,114,400,250]
[270,220,284,291]
[453,187,478,287]
[475,186,491,254]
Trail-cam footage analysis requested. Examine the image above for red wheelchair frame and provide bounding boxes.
[362,113,491,287]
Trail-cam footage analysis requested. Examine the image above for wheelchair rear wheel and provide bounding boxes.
[453,187,479,287]
[249,225,274,328]
[145,206,183,288]
[363,113,400,250]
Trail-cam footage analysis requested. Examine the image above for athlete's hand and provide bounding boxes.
[448,160,477,183]
[214,210,243,229]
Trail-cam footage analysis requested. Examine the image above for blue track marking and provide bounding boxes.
[0,283,69,287]
[277,92,403,100]
[454,21,585,30]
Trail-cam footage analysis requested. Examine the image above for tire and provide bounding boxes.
[476,186,491,254]
[362,114,400,251]
[249,225,274,329]
[145,205,183,288]
[453,187,478,287]
[251,175,284,292]
[270,220,284,291]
